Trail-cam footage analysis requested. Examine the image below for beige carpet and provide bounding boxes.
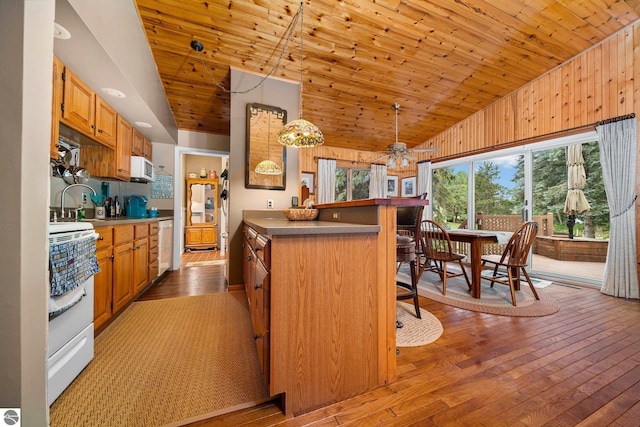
[398,266,560,317]
[396,302,443,347]
[49,292,269,427]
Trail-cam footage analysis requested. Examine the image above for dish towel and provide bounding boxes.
[49,235,100,297]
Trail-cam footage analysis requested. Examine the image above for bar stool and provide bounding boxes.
[396,234,421,325]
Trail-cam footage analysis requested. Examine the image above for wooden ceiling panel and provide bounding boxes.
[134,0,640,152]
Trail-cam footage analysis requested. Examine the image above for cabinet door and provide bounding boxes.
[185,227,203,245]
[143,138,153,160]
[115,116,132,181]
[132,128,144,156]
[94,96,117,149]
[202,227,217,245]
[133,237,149,296]
[94,247,113,332]
[61,67,95,135]
[112,241,134,314]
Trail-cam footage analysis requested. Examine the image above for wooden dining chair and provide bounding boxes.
[480,221,540,306]
[418,220,471,295]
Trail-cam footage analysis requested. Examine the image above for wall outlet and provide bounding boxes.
[267,199,274,209]
[82,192,88,204]
[332,211,340,220]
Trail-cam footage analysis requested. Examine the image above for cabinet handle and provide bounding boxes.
[254,283,262,290]
[91,125,96,130]
[254,247,262,252]
[110,255,114,261]
[253,334,260,341]
[99,236,104,241]
[247,255,252,261]
[97,129,103,133]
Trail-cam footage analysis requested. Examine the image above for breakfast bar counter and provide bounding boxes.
[242,199,426,415]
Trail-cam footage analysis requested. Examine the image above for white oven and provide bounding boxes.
[47,222,98,405]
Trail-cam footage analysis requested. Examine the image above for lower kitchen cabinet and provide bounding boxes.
[185,225,218,250]
[93,226,113,332]
[93,220,162,335]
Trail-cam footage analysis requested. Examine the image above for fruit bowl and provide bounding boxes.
[283,208,319,221]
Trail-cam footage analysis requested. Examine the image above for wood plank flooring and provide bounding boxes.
[141,258,640,426]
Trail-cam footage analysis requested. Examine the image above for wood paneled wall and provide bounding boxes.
[300,22,638,169]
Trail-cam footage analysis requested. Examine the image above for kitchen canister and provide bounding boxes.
[199,167,207,178]
[95,206,106,219]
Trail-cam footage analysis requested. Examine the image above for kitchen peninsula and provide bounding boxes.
[242,197,427,415]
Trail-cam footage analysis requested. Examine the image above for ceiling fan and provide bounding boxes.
[374,103,438,168]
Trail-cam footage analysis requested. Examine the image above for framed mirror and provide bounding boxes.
[246,103,287,190]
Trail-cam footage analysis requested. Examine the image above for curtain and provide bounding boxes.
[317,158,336,204]
[369,164,387,198]
[596,118,639,299]
[417,160,431,220]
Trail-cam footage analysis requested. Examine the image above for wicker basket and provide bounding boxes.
[283,208,319,221]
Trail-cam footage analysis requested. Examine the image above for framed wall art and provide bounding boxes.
[386,176,398,197]
[401,176,417,197]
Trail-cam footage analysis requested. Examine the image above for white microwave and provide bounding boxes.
[130,156,155,182]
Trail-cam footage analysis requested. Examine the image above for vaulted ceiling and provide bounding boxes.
[134,0,640,153]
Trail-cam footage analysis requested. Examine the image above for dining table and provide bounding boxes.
[445,229,500,299]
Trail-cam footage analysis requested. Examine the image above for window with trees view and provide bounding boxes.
[431,140,608,239]
[335,167,370,202]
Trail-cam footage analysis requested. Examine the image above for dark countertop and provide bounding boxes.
[243,217,380,236]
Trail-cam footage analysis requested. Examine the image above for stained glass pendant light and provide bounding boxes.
[255,112,282,175]
[276,2,324,148]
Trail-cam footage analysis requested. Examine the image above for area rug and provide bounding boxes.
[49,292,269,427]
[396,302,443,347]
[185,260,226,267]
[398,266,560,317]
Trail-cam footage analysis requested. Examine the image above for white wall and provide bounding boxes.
[228,69,300,285]
[0,1,54,424]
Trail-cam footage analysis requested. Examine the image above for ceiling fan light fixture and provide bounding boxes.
[278,2,324,148]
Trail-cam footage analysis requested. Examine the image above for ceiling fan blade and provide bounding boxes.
[405,154,418,161]
[411,147,439,153]
[372,154,389,162]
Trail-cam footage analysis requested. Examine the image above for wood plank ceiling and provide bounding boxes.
[134,0,640,153]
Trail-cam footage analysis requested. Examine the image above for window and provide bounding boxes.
[335,167,370,201]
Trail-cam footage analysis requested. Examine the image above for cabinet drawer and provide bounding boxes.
[148,245,159,262]
[255,234,271,267]
[113,225,134,244]
[149,221,159,236]
[134,223,149,239]
[94,226,113,249]
[148,234,159,250]
[148,259,159,281]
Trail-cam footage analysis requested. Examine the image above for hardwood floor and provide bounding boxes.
[138,255,640,426]
[185,282,640,426]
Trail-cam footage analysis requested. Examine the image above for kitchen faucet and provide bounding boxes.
[60,183,97,219]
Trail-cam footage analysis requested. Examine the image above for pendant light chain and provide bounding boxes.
[193,5,303,95]
[298,1,305,118]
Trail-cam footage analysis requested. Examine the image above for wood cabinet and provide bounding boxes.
[93,221,160,335]
[143,139,153,160]
[115,116,132,181]
[133,224,149,296]
[59,66,117,149]
[50,56,64,159]
[243,227,271,387]
[242,219,390,416]
[132,128,144,156]
[185,178,218,250]
[148,222,159,281]
[112,225,135,314]
[93,226,113,332]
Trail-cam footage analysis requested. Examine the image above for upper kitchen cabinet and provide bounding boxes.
[132,128,144,157]
[115,117,132,181]
[50,56,64,159]
[143,139,152,161]
[59,65,117,149]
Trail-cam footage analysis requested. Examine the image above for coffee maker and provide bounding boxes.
[125,195,148,218]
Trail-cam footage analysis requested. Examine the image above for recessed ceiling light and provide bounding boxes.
[134,121,152,128]
[100,87,126,98]
[54,22,71,40]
